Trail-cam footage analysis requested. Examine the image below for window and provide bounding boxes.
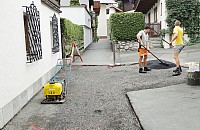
[161,3,162,16]
[106,8,109,14]
[51,14,60,53]
[148,13,151,24]
[23,2,42,63]
[154,7,157,22]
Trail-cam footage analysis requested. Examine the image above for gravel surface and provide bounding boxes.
[3,64,187,130]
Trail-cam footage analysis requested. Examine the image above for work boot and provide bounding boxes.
[172,69,181,76]
[173,66,182,72]
[139,68,147,73]
[144,67,151,71]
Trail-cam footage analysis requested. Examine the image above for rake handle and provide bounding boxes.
[151,29,174,47]
[139,44,166,64]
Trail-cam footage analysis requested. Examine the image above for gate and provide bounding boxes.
[146,23,161,37]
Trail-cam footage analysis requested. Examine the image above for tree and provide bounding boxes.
[166,0,200,44]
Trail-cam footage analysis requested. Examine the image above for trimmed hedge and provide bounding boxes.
[60,18,83,40]
[109,12,144,41]
[60,18,83,56]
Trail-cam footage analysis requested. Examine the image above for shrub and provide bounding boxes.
[109,12,144,41]
[70,0,80,6]
[60,18,83,55]
[166,0,200,43]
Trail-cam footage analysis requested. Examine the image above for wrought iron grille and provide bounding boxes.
[23,2,42,63]
[52,14,60,53]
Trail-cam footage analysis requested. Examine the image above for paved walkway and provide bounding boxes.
[73,39,114,66]
[127,84,200,130]
[75,39,200,130]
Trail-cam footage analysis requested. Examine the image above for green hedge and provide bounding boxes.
[60,18,83,40]
[60,18,83,55]
[109,12,144,41]
[70,0,80,6]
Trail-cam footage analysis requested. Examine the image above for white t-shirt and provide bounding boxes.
[137,30,149,48]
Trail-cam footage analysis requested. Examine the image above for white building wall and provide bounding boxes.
[107,7,116,19]
[84,26,93,48]
[60,0,70,6]
[97,4,108,38]
[60,6,92,48]
[60,0,90,11]
[80,0,90,11]
[0,1,62,128]
[61,7,86,26]
[144,0,171,48]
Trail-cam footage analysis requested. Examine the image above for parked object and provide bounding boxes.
[186,62,200,86]
[41,58,72,104]
[42,78,66,104]
[186,71,200,86]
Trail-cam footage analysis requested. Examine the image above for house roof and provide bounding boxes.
[94,0,116,4]
[110,5,123,12]
[134,0,157,14]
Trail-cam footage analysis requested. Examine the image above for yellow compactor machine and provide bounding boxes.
[41,58,71,104]
[41,78,66,104]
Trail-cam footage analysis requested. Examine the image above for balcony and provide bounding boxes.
[93,1,100,15]
[134,0,157,14]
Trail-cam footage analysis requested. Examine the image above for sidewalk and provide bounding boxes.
[73,39,114,66]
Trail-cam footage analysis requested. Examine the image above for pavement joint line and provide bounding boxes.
[72,62,139,67]
[72,63,189,68]
[125,93,144,130]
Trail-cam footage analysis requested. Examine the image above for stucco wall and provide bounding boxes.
[84,26,93,48]
[97,4,108,38]
[0,0,62,128]
[144,0,171,48]
[60,0,90,10]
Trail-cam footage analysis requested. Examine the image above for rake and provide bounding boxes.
[139,44,169,66]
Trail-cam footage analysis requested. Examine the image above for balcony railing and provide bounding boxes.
[146,23,161,37]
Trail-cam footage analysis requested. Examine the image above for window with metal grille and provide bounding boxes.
[51,14,60,53]
[23,2,42,63]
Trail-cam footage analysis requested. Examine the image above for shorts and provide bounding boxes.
[174,45,184,52]
[138,48,148,56]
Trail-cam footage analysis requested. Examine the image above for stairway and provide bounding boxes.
[149,37,163,48]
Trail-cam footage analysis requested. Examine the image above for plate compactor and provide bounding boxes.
[41,77,67,104]
[41,58,71,104]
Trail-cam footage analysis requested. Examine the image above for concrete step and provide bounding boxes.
[149,37,162,48]
[149,37,162,40]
